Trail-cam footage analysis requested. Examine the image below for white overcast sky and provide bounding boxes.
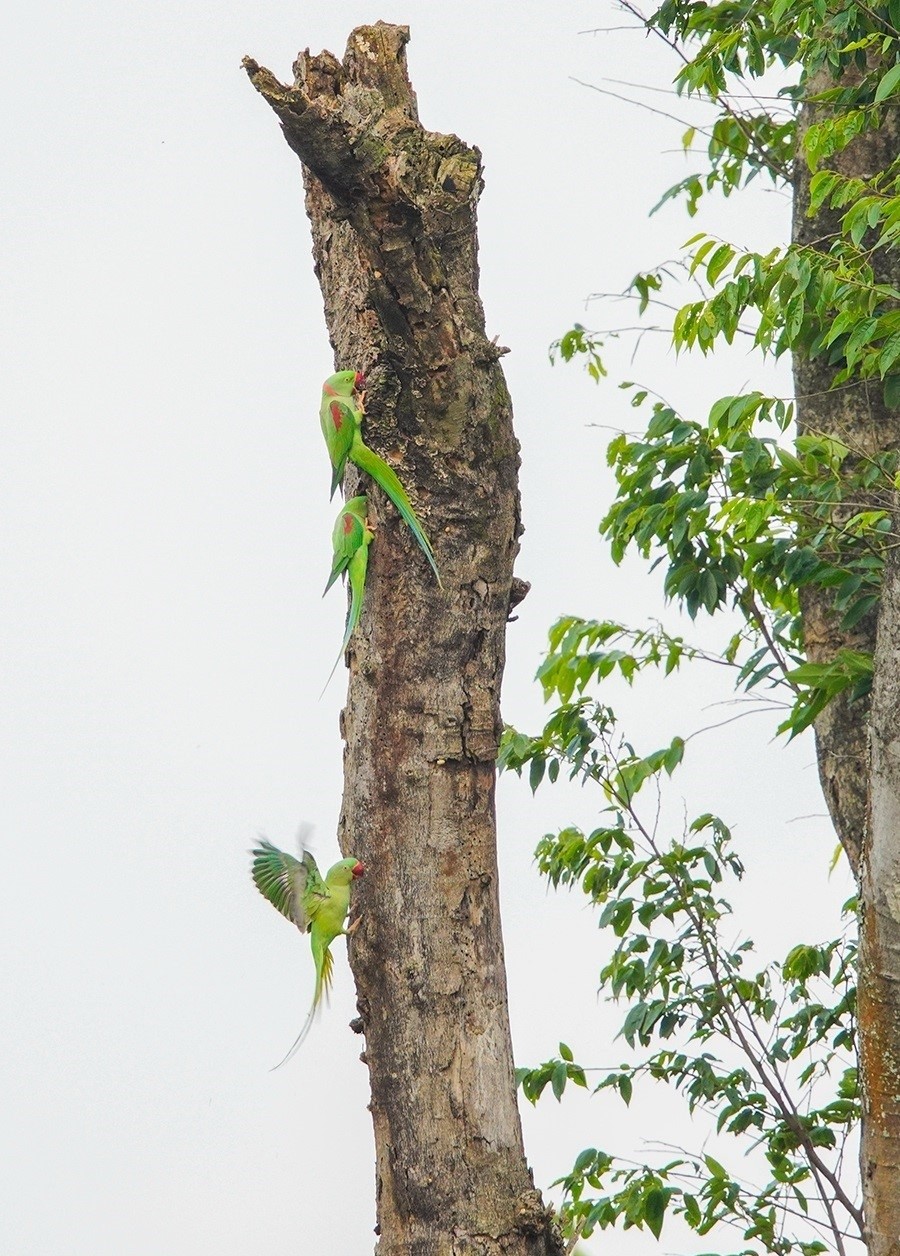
[3,3,852,1254]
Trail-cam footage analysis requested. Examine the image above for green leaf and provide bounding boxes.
[551,1061,568,1101]
[703,1154,727,1179]
[643,1187,668,1239]
[664,736,685,774]
[529,756,546,793]
[874,62,900,104]
[706,243,735,285]
[573,1147,597,1174]
[683,1193,701,1228]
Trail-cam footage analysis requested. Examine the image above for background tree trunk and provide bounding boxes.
[792,71,900,880]
[244,24,561,1256]
[792,72,900,1253]
[862,535,900,1256]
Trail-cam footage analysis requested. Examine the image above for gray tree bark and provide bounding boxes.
[244,24,561,1256]
[792,71,900,1254]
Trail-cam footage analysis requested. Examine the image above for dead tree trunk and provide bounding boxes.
[244,24,561,1256]
[792,72,900,1255]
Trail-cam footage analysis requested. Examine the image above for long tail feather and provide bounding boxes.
[319,651,343,700]
[269,1000,317,1070]
[319,611,354,698]
[270,948,334,1069]
[351,442,442,587]
[320,551,367,698]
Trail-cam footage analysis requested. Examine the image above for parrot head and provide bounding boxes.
[344,495,368,521]
[323,369,362,398]
[326,856,366,886]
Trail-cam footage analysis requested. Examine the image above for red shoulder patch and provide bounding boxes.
[342,513,355,535]
[330,400,343,431]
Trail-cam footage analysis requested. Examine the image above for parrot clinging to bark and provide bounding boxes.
[322,495,373,692]
[319,370,442,587]
[250,839,365,1067]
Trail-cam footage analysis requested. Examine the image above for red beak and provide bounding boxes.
[352,860,366,879]
[354,372,367,391]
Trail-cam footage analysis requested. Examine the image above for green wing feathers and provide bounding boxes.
[323,561,347,596]
[251,840,309,930]
[321,498,373,694]
[325,544,369,690]
[351,441,442,587]
[324,495,370,596]
[320,550,367,694]
[319,392,358,500]
[250,840,330,931]
[300,850,329,910]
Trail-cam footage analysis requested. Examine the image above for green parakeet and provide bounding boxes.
[250,839,365,1067]
[322,495,373,692]
[319,370,442,587]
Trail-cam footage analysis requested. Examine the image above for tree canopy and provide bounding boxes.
[504,1,900,1252]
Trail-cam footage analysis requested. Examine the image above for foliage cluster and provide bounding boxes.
[508,0,900,1250]
[502,691,860,1252]
[550,0,900,735]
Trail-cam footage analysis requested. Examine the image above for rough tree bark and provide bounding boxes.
[864,537,900,1256]
[244,24,561,1256]
[792,73,900,1254]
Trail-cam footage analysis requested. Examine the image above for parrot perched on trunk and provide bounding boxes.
[322,495,373,692]
[250,839,365,1067]
[319,370,442,587]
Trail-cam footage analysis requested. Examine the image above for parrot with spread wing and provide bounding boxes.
[250,838,365,1067]
[322,495,373,692]
[319,370,442,587]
